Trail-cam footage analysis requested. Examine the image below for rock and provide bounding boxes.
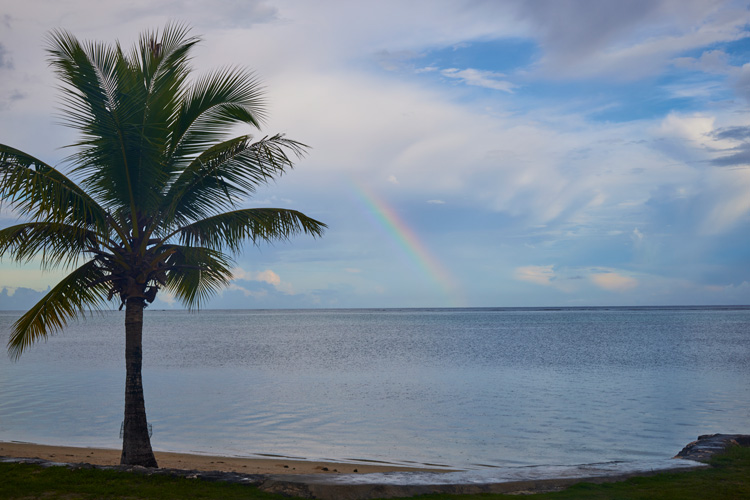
[674,434,750,463]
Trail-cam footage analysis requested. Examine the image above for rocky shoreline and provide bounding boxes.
[674,433,750,462]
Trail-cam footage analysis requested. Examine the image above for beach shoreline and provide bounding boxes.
[0,442,458,475]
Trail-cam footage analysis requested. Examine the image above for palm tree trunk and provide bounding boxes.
[120,297,158,467]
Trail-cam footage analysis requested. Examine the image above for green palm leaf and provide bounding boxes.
[0,222,100,270]
[1,24,324,467]
[46,29,132,211]
[169,66,266,163]
[162,134,308,226]
[0,145,110,232]
[178,208,326,253]
[161,245,233,308]
[7,260,110,360]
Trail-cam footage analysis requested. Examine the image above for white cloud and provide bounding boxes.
[515,265,556,286]
[590,272,638,291]
[255,269,282,286]
[673,49,730,74]
[155,289,176,305]
[657,112,716,146]
[699,167,750,234]
[231,268,293,294]
[226,283,267,299]
[3,0,750,308]
[705,281,750,300]
[440,68,516,93]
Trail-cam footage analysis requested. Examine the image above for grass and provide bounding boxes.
[0,446,748,499]
[0,462,288,500]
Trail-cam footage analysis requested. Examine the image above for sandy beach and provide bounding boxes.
[0,442,455,475]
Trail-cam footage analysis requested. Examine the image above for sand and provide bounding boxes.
[0,442,455,475]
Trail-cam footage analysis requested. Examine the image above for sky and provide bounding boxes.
[1,0,750,310]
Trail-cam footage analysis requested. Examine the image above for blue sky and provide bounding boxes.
[2,0,750,309]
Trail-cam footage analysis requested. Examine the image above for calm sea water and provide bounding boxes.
[0,307,748,469]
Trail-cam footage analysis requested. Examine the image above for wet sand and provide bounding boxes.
[0,442,456,475]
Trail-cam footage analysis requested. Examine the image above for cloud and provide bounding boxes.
[254,269,282,286]
[440,68,516,92]
[202,0,279,28]
[673,49,730,74]
[515,265,649,295]
[0,266,68,292]
[269,69,668,229]
[699,168,750,234]
[209,279,357,309]
[230,268,293,294]
[375,49,423,71]
[0,89,26,111]
[657,112,715,146]
[0,43,13,70]
[709,126,750,168]
[712,147,750,167]
[226,282,269,299]
[0,286,48,310]
[712,125,750,142]
[154,289,176,306]
[512,0,750,80]
[710,125,750,168]
[515,265,556,286]
[705,280,750,301]
[590,272,638,291]
[3,0,750,309]
[514,0,660,58]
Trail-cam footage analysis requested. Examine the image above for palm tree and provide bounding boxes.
[0,24,325,467]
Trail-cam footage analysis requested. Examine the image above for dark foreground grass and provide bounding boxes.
[0,462,288,500]
[1,446,748,500]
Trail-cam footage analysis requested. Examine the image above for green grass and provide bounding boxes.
[0,462,291,499]
[1,446,748,499]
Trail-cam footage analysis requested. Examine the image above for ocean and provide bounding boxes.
[1,306,748,469]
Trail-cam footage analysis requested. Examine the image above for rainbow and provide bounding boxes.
[350,180,465,306]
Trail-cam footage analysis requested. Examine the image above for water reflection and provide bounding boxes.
[1,307,748,468]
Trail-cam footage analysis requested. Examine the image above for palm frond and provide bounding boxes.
[7,260,110,360]
[0,145,110,232]
[161,134,308,227]
[135,22,197,98]
[161,246,233,309]
[48,25,200,216]
[178,207,326,253]
[168,66,266,165]
[0,222,100,270]
[47,29,139,212]
[124,23,200,200]
[46,29,119,135]
[3,24,326,361]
